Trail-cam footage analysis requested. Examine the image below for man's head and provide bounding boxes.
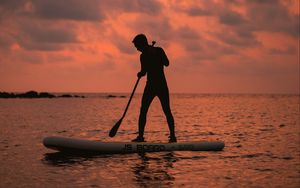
[132,34,148,52]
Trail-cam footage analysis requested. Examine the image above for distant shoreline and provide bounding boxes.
[0,91,85,99]
[0,91,129,99]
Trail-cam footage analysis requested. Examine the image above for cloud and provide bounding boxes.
[27,0,163,22]
[118,0,163,15]
[0,0,165,52]
[245,0,299,37]
[22,23,78,43]
[218,10,245,26]
[16,21,78,51]
[30,0,105,21]
[111,31,136,54]
[176,26,200,39]
[0,0,27,14]
[0,32,13,50]
[174,26,203,53]
[178,0,298,50]
[129,15,174,46]
[268,46,297,55]
[215,28,260,47]
[184,7,212,17]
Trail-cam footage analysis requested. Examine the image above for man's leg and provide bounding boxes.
[158,88,176,141]
[137,84,155,139]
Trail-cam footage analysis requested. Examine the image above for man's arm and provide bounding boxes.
[137,54,147,78]
[160,48,169,67]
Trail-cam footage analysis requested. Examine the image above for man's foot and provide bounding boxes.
[131,136,145,142]
[169,136,177,143]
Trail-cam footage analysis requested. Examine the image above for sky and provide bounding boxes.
[0,0,299,94]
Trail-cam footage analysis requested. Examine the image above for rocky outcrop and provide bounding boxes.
[0,91,84,98]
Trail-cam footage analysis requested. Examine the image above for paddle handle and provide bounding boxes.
[121,77,140,118]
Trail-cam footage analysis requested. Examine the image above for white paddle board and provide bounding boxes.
[43,136,225,154]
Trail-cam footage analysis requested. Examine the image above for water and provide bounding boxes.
[0,94,299,187]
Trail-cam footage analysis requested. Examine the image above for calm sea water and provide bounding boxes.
[0,94,299,188]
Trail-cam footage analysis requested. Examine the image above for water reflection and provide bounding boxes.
[43,152,110,166]
[132,152,178,187]
[43,151,179,186]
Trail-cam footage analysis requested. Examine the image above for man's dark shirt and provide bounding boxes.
[140,46,169,85]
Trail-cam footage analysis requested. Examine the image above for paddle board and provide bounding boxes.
[43,136,225,154]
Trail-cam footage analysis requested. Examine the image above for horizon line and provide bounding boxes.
[1,90,299,95]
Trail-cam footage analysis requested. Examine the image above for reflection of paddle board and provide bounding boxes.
[43,136,225,154]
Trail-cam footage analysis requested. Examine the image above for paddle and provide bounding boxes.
[109,77,141,137]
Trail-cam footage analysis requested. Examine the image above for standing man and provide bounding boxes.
[132,34,177,143]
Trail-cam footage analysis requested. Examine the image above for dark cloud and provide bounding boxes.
[182,40,203,53]
[176,2,260,48]
[191,40,236,60]
[119,0,162,15]
[177,26,200,39]
[28,0,162,21]
[0,33,13,49]
[269,46,297,55]
[185,7,212,16]
[16,21,78,51]
[0,21,78,51]
[46,54,74,63]
[216,26,260,47]
[130,15,174,46]
[116,41,136,54]
[30,0,104,21]
[171,1,215,17]
[0,0,25,11]
[178,1,246,26]
[0,0,27,11]
[19,41,65,51]
[245,0,299,37]
[176,27,236,60]
[0,0,28,23]
[111,31,136,54]
[179,0,299,51]
[218,10,245,26]
[22,24,77,44]
[174,26,203,53]
[20,52,44,64]
[247,0,275,5]
[214,9,260,47]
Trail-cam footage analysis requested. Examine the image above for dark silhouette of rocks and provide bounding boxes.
[58,94,72,98]
[0,91,85,99]
[73,95,85,98]
[107,94,117,98]
[0,92,15,98]
[106,94,127,98]
[18,91,39,98]
[39,92,56,98]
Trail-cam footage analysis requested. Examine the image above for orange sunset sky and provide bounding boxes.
[0,0,299,93]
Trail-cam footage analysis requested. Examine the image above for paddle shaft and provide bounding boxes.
[121,77,140,119]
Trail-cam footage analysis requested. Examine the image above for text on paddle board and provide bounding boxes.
[123,144,166,152]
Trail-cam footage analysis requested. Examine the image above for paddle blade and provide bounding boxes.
[109,118,123,137]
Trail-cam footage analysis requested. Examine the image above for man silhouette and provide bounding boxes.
[132,34,177,143]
